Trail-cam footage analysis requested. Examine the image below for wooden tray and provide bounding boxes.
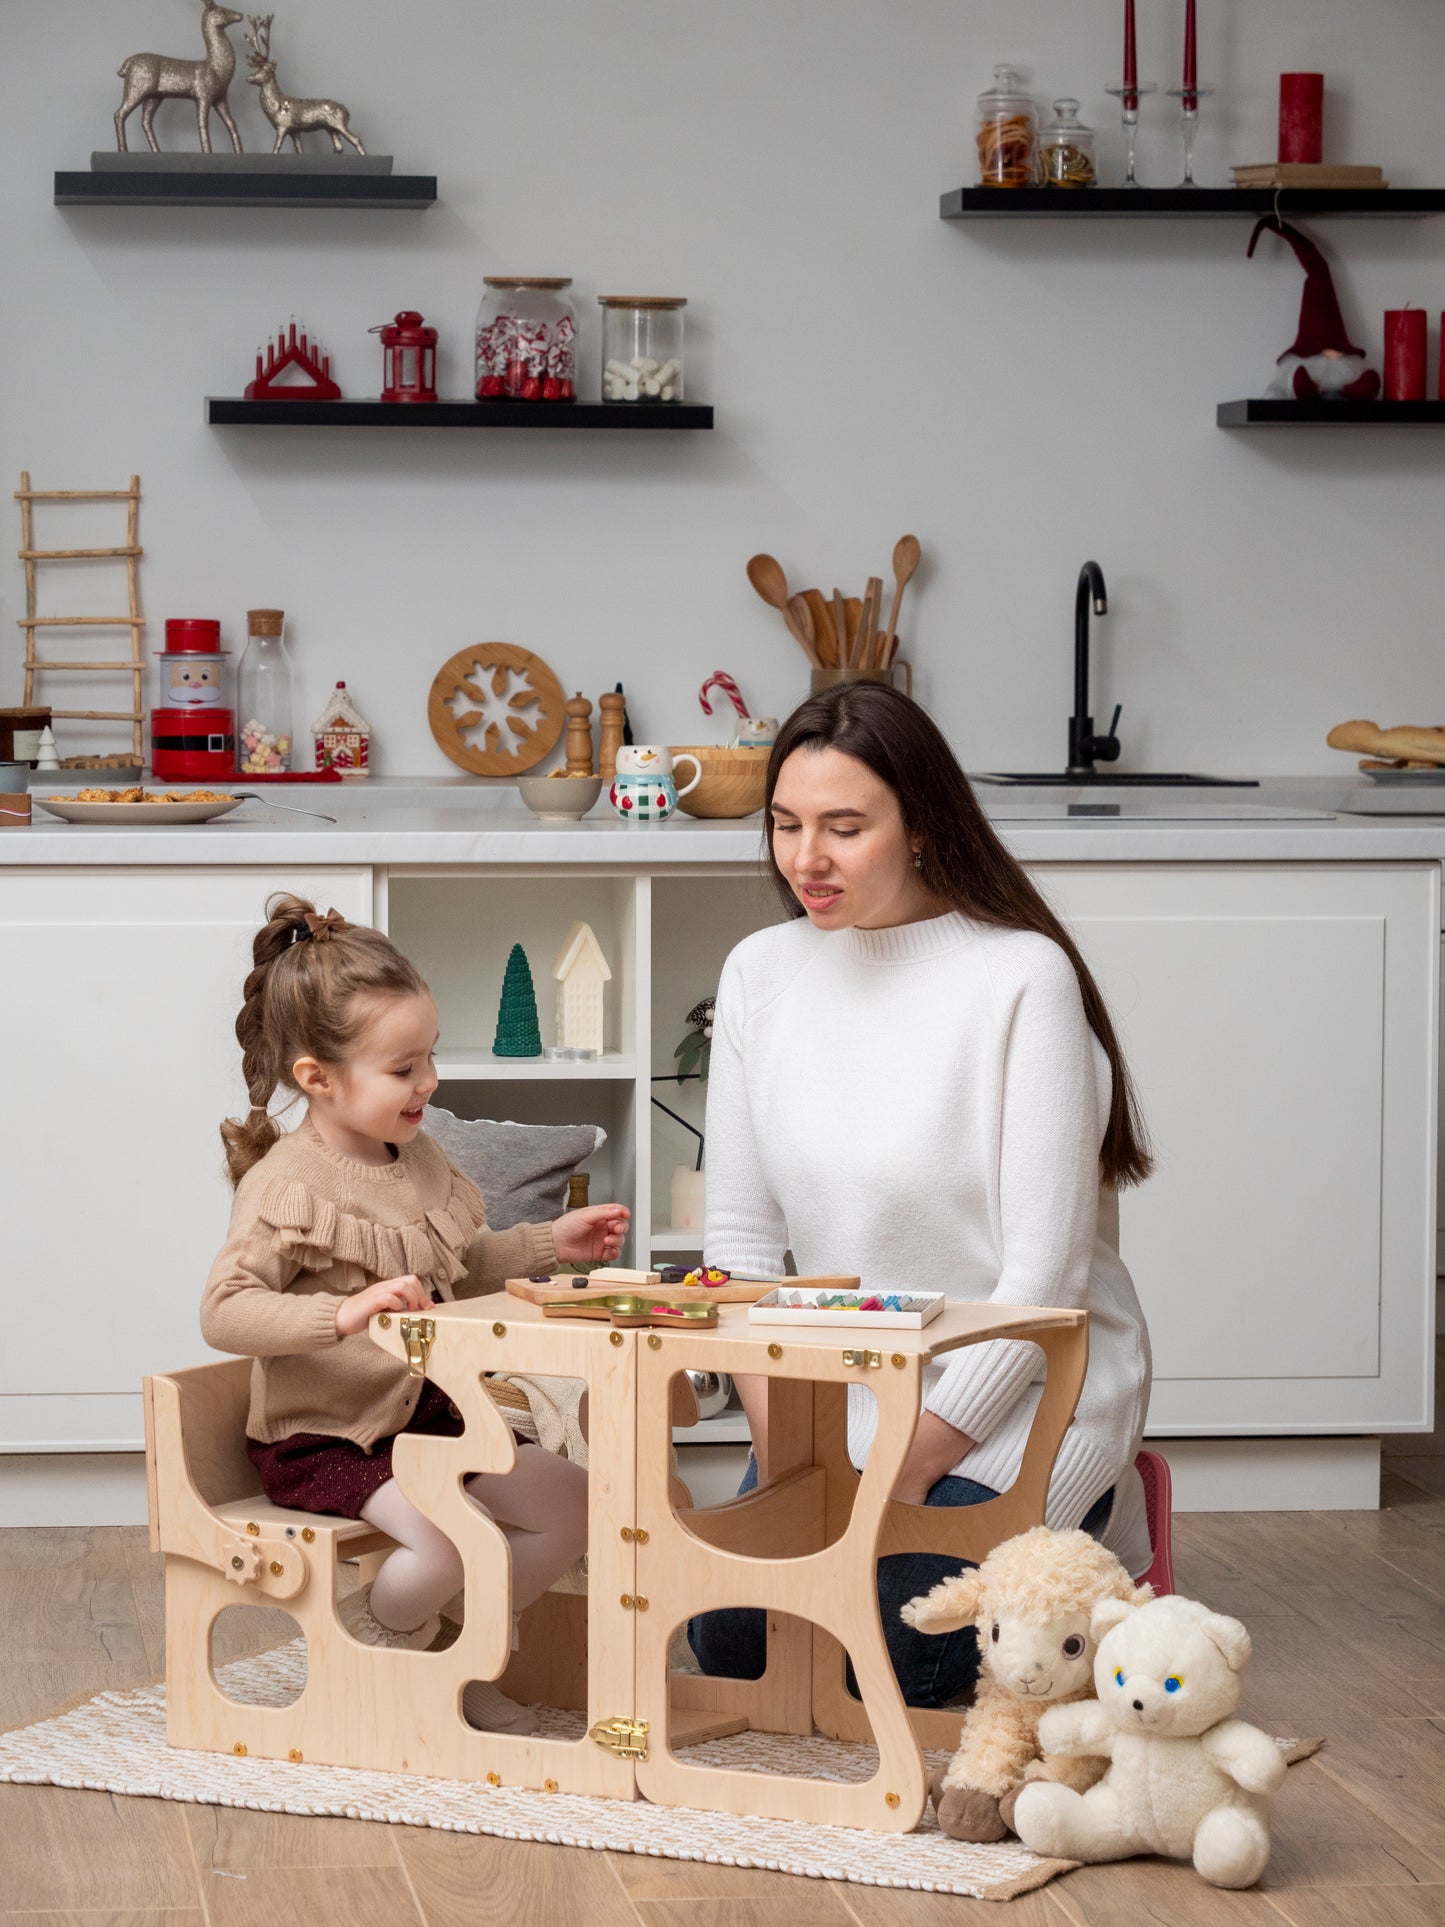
[504,1271,860,1307]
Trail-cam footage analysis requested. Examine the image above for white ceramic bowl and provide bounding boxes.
[517,773,603,821]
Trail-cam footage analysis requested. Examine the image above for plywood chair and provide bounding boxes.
[143,1330,640,1798]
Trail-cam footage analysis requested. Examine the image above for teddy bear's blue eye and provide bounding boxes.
[1114,1667,1125,1687]
[1164,1675,1183,1693]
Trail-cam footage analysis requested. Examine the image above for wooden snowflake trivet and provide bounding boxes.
[428,642,565,776]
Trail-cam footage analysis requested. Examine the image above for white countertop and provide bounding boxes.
[8,775,1445,865]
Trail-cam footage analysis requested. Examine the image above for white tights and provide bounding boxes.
[359,1444,589,1634]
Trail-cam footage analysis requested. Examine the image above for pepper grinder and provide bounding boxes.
[564,692,594,775]
[597,690,626,781]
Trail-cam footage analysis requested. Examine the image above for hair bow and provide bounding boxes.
[290,907,351,945]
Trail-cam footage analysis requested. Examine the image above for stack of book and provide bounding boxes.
[1230,163,1387,189]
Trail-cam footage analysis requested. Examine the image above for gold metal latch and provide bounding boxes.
[398,1315,435,1378]
[589,1715,650,1762]
[842,1348,883,1370]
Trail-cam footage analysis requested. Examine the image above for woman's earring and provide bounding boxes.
[913,850,923,870]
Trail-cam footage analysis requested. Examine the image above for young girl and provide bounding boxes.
[202,895,628,1733]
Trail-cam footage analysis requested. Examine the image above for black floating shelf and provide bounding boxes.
[941,186,1445,219]
[206,397,714,429]
[1219,398,1445,426]
[55,170,436,209]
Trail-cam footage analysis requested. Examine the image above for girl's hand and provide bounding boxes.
[553,1202,631,1264]
[892,1410,975,1506]
[335,1273,432,1338]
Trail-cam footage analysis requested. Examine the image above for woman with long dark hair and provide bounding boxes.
[690,683,1154,1709]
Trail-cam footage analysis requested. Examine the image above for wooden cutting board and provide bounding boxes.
[504,1272,861,1307]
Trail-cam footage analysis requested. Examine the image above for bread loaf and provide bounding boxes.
[1328,720,1445,766]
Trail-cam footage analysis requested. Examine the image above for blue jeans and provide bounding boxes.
[687,1458,1114,1710]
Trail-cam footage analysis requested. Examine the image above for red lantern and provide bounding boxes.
[373,310,438,403]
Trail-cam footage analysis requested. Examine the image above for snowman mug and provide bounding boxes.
[609,744,701,824]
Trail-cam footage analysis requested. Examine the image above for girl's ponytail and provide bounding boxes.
[220,894,315,1184]
[219,892,426,1186]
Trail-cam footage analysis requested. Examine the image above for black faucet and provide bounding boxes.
[1066,559,1122,778]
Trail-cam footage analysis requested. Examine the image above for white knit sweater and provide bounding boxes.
[704,911,1154,1575]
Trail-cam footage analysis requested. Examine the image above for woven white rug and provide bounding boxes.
[0,1641,1320,1904]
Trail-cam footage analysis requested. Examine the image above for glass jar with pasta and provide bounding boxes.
[975,65,1039,188]
[1039,98,1097,188]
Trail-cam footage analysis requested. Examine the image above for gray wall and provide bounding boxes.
[4,0,1443,775]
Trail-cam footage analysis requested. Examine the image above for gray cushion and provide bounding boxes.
[424,1105,605,1231]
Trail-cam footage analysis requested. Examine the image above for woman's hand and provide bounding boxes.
[892,1410,976,1505]
[553,1202,631,1264]
[334,1273,432,1338]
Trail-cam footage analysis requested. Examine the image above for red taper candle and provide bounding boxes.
[1183,0,1197,91]
[1279,73,1323,164]
[1383,309,1426,402]
[1124,0,1138,96]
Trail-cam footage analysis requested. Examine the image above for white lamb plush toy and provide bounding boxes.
[1012,1593,1286,1889]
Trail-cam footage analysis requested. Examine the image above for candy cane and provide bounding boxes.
[699,671,749,719]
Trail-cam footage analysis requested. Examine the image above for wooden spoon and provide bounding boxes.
[833,589,850,671]
[747,552,813,653]
[802,588,837,667]
[859,576,882,671]
[785,593,823,669]
[879,534,921,668]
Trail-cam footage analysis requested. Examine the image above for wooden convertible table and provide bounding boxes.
[148,1292,1087,1834]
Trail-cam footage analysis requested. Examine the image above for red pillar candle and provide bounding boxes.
[1383,309,1427,402]
[1278,73,1323,164]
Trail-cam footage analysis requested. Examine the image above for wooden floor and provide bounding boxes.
[4,1351,1444,1926]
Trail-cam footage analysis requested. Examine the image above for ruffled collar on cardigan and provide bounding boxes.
[252,1120,488,1289]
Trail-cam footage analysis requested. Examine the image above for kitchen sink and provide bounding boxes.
[974,772,1260,787]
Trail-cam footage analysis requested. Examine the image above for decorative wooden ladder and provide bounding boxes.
[15,472,145,763]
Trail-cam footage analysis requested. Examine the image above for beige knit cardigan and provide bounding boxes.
[200,1116,557,1450]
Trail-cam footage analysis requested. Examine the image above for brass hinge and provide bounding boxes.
[399,1315,435,1377]
[590,1715,650,1762]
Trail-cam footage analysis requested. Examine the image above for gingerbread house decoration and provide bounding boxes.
[552,920,611,1053]
[311,680,371,776]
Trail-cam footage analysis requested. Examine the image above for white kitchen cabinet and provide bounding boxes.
[1033,863,1437,1437]
[0,867,372,1457]
[2,848,1434,1522]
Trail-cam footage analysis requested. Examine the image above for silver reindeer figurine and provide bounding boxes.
[115,2,245,153]
[244,15,366,155]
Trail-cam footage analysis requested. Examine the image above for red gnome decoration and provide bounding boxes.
[1247,216,1380,401]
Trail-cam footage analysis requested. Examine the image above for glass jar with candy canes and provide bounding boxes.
[475,277,577,402]
[599,295,686,403]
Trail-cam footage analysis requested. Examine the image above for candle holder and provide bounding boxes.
[1105,81,1157,187]
[1166,84,1214,186]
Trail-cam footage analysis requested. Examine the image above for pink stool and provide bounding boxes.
[1134,1449,1175,1595]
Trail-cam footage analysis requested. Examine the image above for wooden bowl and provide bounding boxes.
[671,744,769,819]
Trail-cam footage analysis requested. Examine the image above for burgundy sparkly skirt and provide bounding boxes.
[246,1381,525,1520]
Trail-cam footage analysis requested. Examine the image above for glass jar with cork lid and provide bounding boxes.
[475,278,577,401]
[238,608,294,775]
[599,296,686,402]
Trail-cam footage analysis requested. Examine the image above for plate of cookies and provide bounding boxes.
[36,787,243,824]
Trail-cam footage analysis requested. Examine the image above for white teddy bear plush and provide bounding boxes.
[1012,1593,1286,1889]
